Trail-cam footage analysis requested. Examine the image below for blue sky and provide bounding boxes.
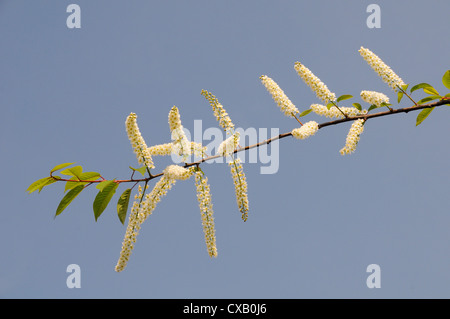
[1,0,449,298]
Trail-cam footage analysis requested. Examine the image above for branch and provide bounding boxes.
[48,98,449,185]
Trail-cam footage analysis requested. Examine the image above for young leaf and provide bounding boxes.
[298,109,312,117]
[55,184,84,217]
[416,107,435,126]
[410,83,433,94]
[337,94,353,103]
[423,86,439,96]
[417,95,441,105]
[64,171,101,192]
[93,182,119,221]
[96,180,116,191]
[60,166,83,179]
[129,166,147,177]
[117,188,132,225]
[352,103,362,111]
[326,102,334,110]
[368,104,378,112]
[401,84,409,92]
[50,162,75,174]
[27,177,57,194]
[397,91,404,103]
[442,70,450,90]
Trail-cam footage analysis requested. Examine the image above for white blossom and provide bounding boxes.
[310,104,367,119]
[340,119,365,155]
[360,90,390,107]
[201,90,235,134]
[291,121,319,140]
[194,170,217,257]
[294,62,336,104]
[217,132,240,157]
[359,47,406,92]
[125,113,154,169]
[260,75,300,118]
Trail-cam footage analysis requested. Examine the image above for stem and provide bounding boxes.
[330,100,349,118]
[50,98,449,185]
[292,113,303,126]
[397,85,417,106]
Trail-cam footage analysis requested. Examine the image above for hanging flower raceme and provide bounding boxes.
[259,75,300,118]
[340,119,366,155]
[194,170,217,258]
[125,113,155,169]
[291,121,319,140]
[294,62,336,104]
[310,104,367,119]
[229,157,249,221]
[201,90,235,134]
[115,172,178,272]
[115,185,146,273]
[201,90,249,221]
[169,106,191,161]
[359,47,406,92]
[217,132,240,157]
[360,90,390,107]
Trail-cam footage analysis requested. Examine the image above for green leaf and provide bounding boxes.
[423,86,439,95]
[117,188,132,225]
[442,70,450,90]
[352,103,362,111]
[64,172,101,192]
[60,166,83,179]
[410,83,434,94]
[417,95,441,105]
[401,84,409,92]
[129,166,147,177]
[50,162,75,174]
[397,91,404,103]
[298,109,312,117]
[96,180,116,191]
[93,182,119,221]
[27,177,58,194]
[368,104,378,112]
[55,184,84,217]
[337,94,353,103]
[326,102,334,110]
[416,107,435,126]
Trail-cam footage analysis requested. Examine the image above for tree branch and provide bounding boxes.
[50,98,449,185]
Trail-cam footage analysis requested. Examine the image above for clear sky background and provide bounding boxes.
[1,0,449,298]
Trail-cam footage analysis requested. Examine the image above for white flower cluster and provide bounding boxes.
[115,175,177,272]
[360,90,390,107]
[125,113,155,169]
[163,165,195,180]
[217,132,240,157]
[115,185,146,272]
[194,171,217,258]
[229,157,249,222]
[148,142,206,158]
[340,119,365,155]
[259,75,300,118]
[169,106,191,161]
[291,121,319,140]
[294,62,336,104]
[359,47,406,92]
[147,143,173,156]
[201,89,235,134]
[310,104,367,119]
